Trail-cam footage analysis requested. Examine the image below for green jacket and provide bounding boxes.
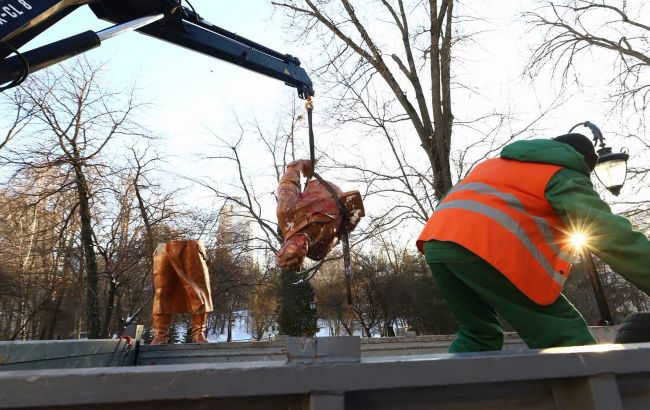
[424,139,650,296]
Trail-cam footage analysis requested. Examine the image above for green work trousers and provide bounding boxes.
[423,241,596,353]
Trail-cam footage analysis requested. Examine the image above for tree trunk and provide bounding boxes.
[336,310,354,336]
[275,1,457,200]
[73,162,101,339]
[102,278,118,338]
[45,287,65,339]
[429,0,454,198]
[227,311,233,342]
[134,178,154,255]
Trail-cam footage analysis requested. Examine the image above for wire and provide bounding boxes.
[184,0,197,14]
[0,41,29,92]
[311,172,355,304]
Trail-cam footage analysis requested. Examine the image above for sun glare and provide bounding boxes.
[570,232,588,249]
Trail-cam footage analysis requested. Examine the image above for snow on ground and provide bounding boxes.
[198,311,370,342]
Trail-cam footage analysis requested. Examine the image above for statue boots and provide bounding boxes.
[151,314,172,345]
[151,313,208,344]
[192,313,209,343]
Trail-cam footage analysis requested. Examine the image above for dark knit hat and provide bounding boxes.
[553,133,598,171]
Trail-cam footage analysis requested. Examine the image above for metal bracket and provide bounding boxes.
[286,336,360,364]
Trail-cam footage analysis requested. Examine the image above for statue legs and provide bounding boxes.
[151,240,213,344]
[151,313,172,345]
[191,313,209,343]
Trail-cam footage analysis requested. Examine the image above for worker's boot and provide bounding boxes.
[191,313,209,343]
[151,314,172,345]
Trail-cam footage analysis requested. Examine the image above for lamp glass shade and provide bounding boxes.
[594,158,627,194]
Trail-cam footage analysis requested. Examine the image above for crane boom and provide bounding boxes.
[0,0,314,97]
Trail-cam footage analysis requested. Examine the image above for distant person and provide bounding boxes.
[417,134,650,352]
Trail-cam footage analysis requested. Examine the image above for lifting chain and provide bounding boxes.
[299,96,354,305]
[305,95,315,172]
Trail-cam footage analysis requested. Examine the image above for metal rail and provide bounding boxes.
[1,341,649,409]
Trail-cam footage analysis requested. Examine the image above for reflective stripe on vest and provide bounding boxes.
[436,199,566,287]
[448,182,572,265]
[417,158,571,305]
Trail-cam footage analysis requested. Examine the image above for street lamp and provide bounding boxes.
[569,232,614,325]
[594,147,629,196]
[565,122,631,326]
[569,121,629,196]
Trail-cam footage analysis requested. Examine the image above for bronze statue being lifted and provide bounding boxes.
[276,159,364,271]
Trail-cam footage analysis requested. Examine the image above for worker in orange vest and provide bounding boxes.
[417,134,650,352]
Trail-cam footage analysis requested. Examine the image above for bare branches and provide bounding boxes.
[525,1,650,111]
[274,0,456,199]
[0,58,160,339]
[0,89,38,152]
[196,125,283,253]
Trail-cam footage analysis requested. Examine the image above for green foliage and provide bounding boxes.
[277,269,318,336]
[394,252,457,335]
[168,318,184,344]
[410,268,458,335]
[183,316,194,343]
[143,325,154,345]
[314,247,458,337]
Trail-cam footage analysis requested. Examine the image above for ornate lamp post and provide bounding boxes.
[570,232,614,325]
[570,121,629,195]
[594,146,629,196]
[567,121,630,325]
[571,232,614,325]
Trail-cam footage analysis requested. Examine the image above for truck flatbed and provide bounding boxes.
[0,331,647,410]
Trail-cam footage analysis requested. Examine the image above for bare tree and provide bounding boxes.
[0,173,87,340]
[118,146,186,330]
[130,146,158,255]
[525,1,650,112]
[194,106,308,254]
[249,268,278,341]
[0,88,37,152]
[274,0,456,199]
[94,179,142,337]
[314,235,457,337]
[3,59,142,338]
[272,0,566,242]
[525,1,650,272]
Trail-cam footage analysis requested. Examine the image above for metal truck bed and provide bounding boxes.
[1,342,649,410]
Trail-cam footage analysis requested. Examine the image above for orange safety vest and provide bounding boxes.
[417,158,573,305]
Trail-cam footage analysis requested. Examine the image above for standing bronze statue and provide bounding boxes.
[151,240,213,344]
